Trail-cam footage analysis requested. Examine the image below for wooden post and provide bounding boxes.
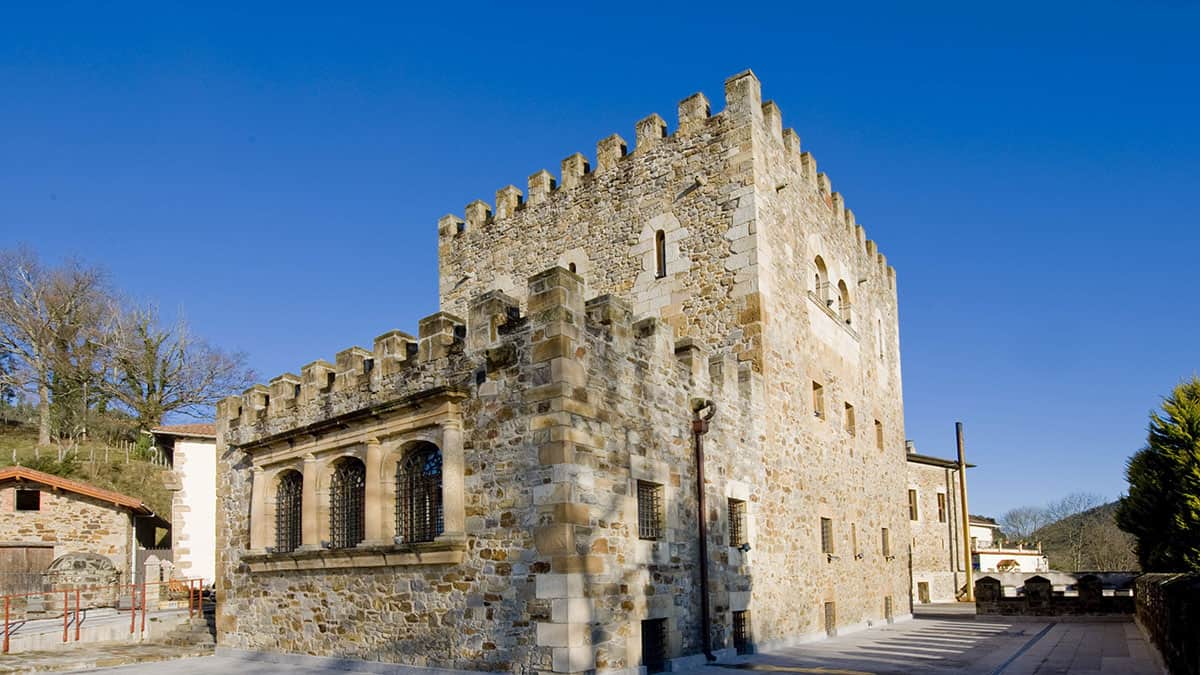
[129,585,136,634]
[74,589,80,642]
[4,595,10,654]
[956,422,974,602]
[62,591,68,642]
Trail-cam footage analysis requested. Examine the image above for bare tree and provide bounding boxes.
[1044,492,1104,571]
[999,506,1051,542]
[100,305,254,428]
[0,248,111,446]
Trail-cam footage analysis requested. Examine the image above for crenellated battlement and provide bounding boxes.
[219,266,750,449]
[435,71,763,239]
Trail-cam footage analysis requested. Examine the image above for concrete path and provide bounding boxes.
[0,616,1160,675]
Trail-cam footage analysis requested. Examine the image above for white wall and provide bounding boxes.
[173,437,217,585]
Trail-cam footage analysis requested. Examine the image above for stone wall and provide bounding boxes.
[1134,573,1200,675]
[0,483,133,583]
[975,574,1135,617]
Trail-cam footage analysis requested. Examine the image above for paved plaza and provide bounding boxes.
[0,613,1161,675]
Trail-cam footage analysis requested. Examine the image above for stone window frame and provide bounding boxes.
[272,469,303,553]
[908,488,919,521]
[243,413,466,572]
[937,492,947,523]
[392,440,444,544]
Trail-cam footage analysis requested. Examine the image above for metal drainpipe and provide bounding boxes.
[691,398,717,662]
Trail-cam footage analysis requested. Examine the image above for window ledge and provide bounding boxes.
[806,292,859,340]
[243,539,465,573]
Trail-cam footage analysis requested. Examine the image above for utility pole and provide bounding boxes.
[956,421,974,602]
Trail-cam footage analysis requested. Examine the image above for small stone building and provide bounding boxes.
[0,466,165,593]
[153,423,218,585]
[905,448,971,604]
[216,71,913,673]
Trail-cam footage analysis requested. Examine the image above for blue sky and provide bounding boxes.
[2,1,1197,517]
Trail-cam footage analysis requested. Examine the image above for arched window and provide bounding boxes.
[275,470,302,553]
[813,256,829,304]
[837,280,852,324]
[329,457,365,549]
[568,262,577,274]
[654,230,667,279]
[396,443,444,543]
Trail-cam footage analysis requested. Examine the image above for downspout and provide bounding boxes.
[691,398,716,662]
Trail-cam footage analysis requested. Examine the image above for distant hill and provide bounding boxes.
[1029,501,1138,572]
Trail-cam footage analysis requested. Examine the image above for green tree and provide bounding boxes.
[1116,376,1200,571]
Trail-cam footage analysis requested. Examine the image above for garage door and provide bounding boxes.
[0,545,53,595]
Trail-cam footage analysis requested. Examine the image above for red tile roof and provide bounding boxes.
[150,423,216,438]
[0,466,155,515]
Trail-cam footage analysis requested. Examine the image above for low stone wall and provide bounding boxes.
[975,574,1134,617]
[1135,573,1200,675]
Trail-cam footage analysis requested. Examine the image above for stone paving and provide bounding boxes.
[0,615,1163,674]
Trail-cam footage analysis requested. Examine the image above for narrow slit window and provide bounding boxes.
[844,402,855,435]
[937,493,947,523]
[882,527,891,557]
[875,420,884,450]
[654,230,667,279]
[908,489,919,521]
[812,382,825,420]
[820,517,834,555]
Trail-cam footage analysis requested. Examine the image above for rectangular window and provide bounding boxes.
[732,610,751,655]
[820,517,834,555]
[875,420,884,450]
[881,527,891,558]
[824,601,837,637]
[937,493,947,522]
[908,489,919,520]
[851,522,859,558]
[637,481,663,541]
[844,402,855,435]
[812,382,825,420]
[641,618,668,673]
[15,489,40,511]
[728,498,747,548]
[884,596,894,623]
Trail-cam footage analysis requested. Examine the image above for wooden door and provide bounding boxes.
[0,545,53,595]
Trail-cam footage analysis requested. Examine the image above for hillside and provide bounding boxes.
[1030,501,1138,572]
[0,422,173,522]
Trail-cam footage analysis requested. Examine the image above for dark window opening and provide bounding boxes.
[329,457,365,549]
[882,527,891,557]
[908,489,919,520]
[729,498,747,548]
[396,443,444,543]
[820,517,834,555]
[275,471,302,553]
[824,601,837,637]
[637,480,663,541]
[568,262,577,273]
[732,610,751,655]
[16,489,40,511]
[641,618,668,673]
[654,230,667,278]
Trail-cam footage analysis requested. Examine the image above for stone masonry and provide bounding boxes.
[215,70,913,674]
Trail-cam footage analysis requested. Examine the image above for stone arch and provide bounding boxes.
[813,256,830,304]
[394,441,444,543]
[328,456,366,549]
[837,279,852,324]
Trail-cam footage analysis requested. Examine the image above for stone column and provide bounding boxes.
[363,438,385,545]
[248,466,267,551]
[300,454,320,550]
[438,419,466,543]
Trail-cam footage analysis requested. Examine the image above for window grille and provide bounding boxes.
[641,618,668,673]
[275,471,303,553]
[908,489,919,520]
[329,458,365,549]
[820,517,834,555]
[396,444,444,543]
[824,601,837,637]
[637,481,663,541]
[732,610,751,655]
[884,596,894,623]
[728,499,747,548]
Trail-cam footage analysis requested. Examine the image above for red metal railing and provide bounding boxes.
[1,578,206,654]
